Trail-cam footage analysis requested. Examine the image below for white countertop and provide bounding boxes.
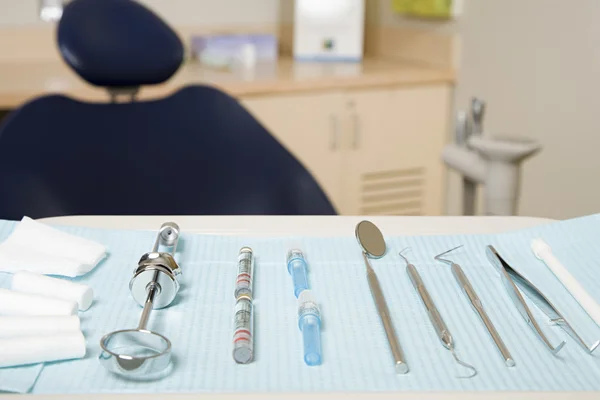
[39,215,554,236]
[0,57,454,108]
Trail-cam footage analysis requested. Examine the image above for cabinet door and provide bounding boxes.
[241,92,345,213]
[342,85,451,215]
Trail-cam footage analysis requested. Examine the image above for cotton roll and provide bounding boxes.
[0,288,77,316]
[0,331,86,368]
[11,271,94,311]
[0,316,80,339]
[532,238,600,327]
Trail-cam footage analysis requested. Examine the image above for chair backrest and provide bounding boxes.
[0,0,336,219]
[58,0,184,91]
[0,86,336,219]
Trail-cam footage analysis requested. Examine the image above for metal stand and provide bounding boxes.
[443,98,541,216]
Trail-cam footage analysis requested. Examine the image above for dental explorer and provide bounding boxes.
[435,246,515,367]
[400,249,477,379]
[355,220,409,374]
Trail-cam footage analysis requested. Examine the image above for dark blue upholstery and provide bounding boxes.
[58,0,184,88]
[0,0,336,218]
[0,86,336,219]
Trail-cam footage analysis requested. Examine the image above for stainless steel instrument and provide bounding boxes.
[485,245,599,354]
[462,97,486,216]
[355,220,408,374]
[400,249,477,379]
[435,246,514,367]
[486,245,565,353]
[471,97,486,135]
[99,222,182,379]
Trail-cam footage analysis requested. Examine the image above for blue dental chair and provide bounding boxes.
[0,0,336,220]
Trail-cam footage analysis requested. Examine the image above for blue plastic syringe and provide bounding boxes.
[287,249,309,297]
[298,290,322,366]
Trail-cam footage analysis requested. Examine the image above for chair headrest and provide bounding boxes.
[57,0,184,88]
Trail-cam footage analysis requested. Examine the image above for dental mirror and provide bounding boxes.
[355,220,386,258]
[354,220,408,373]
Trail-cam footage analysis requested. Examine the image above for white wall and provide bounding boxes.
[0,0,45,26]
[454,0,600,219]
[379,0,600,219]
[0,0,281,62]
[0,0,280,27]
[138,0,279,27]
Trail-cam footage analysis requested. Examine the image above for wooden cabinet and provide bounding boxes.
[342,85,451,215]
[241,84,451,215]
[239,92,345,212]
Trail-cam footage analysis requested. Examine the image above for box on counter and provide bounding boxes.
[190,34,278,69]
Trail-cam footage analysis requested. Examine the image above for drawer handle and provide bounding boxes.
[329,114,339,151]
[352,113,360,149]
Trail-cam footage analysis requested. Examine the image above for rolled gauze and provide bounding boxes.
[0,316,81,339]
[0,288,77,316]
[11,271,94,311]
[0,331,86,368]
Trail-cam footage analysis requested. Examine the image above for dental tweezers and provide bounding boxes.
[486,245,600,354]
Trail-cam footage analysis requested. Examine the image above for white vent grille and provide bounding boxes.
[360,168,425,215]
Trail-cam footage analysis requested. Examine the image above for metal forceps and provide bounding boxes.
[486,245,600,354]
[435,246,515,367]
[400,249,477,379]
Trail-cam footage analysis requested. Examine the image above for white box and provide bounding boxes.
[293,0,365,62]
